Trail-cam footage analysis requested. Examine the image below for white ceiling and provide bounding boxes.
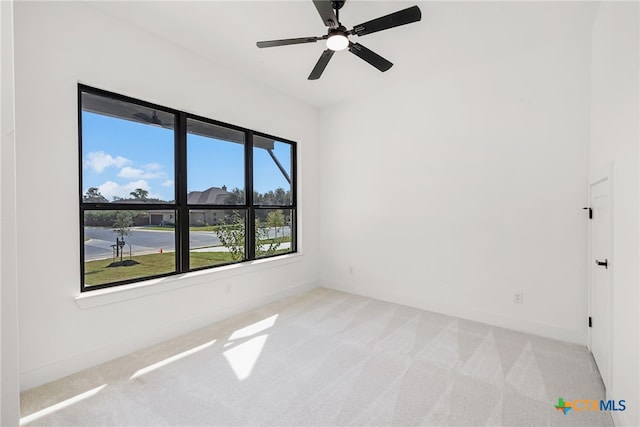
[88,1,598,109]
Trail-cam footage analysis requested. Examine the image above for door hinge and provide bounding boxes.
[583,207,593,219]
[589,316,592,328]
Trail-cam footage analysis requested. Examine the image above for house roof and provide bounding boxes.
[186,187,231,205]
[112,187,231,204]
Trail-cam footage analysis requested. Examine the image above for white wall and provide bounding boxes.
[13,1,320,391]
[320,3,593,344]
[12,1,637,415]
[590,3,639,426]
[1,0,21,424]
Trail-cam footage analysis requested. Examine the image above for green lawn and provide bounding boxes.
[84,246,291,287]
[84,252,235,286]
[190,251,238,268]
[137,226,175,231]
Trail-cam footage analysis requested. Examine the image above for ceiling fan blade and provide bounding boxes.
[308,49,335,80]
[351,5,421,37]
[348,42,393,72]
[313,0,339,28]
[257,37,321,48]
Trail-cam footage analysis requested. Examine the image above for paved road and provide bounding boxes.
[84,226,291,261]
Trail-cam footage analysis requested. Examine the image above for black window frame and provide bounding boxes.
[78,84,297,292]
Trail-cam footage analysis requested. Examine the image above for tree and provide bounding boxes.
[223,187,245,205]
[83,187,118,226]
[255,219,279,257]
[273,187,289,205]
[83,187,108,203]
[215,211,245,260]
[112,211,134,264]
[84,210,117,226]
[266,209,285,238]
[129,188,149,200]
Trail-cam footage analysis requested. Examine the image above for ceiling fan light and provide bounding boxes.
[326,34,348,51]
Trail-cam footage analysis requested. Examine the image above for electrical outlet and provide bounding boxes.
[514,292,523,304]
[226,283,231,294]
[349,266,354,275]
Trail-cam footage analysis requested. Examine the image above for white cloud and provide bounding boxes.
[117,167,144,179]
[144,171,166,179]
[144,163,163,171]
[117,165,166,180]
[98,180,150,201]
[161,179,174,187]
[84,151,130,174]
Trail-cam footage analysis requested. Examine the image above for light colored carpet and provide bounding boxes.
[20,288,612,426]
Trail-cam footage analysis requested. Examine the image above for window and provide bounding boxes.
[79,85,297,291]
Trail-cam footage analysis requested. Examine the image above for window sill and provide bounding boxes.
[75,252,303,309]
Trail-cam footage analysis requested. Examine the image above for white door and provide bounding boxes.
[589,177,612,389]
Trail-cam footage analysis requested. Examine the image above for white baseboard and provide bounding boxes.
[608,387,635,427]
[20,280,319,392]
[322,280,585,345]
[610,409,626,426]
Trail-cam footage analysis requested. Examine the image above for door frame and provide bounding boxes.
[587,164,613,393]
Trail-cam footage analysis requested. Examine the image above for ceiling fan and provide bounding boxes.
[256,1,422,80]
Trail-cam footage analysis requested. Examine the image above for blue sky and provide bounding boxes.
[82,112,291,201]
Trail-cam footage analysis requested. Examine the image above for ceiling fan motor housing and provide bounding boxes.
[332,1,346,11]
[328,26,348,38]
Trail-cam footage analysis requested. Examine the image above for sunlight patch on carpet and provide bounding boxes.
[20,385,107,425]
[224,335,268,380]
[229,314,279,340]
[130,339,216,379]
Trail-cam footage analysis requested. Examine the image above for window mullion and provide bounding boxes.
[245,131,255,260]
[291,142,297,252]
[176,112,189,272]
